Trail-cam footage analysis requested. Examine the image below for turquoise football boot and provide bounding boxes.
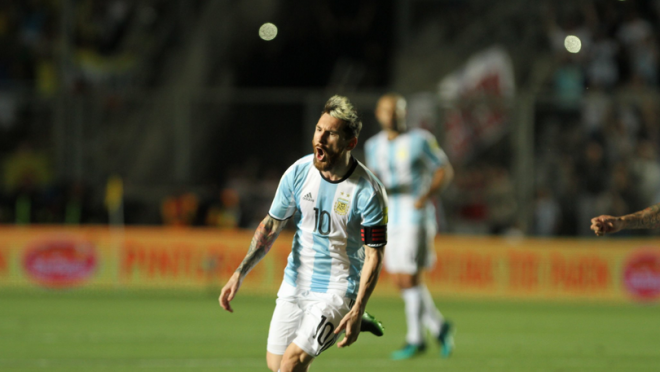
[437,321,454,358]
[390,343,426,360]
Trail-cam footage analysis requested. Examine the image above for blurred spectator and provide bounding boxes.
[581,85,611,135]
[602,104,637,164]
[576,140,609,235]
[72,0,136,89]
[161,190,198,227]
[0,91,18,130]
[205,188,241,229]
[534,187,561,236]
[586,30,619,89]
[553,56,585,109]
[606,161,639,218]
[3,141,51,194]
[616,9,653,49]
[630,140,660,208]
[64,180,89,224]
[485,167,517,234]
[630,34,658,85]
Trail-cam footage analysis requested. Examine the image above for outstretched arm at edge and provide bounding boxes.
[219,215,288,312]
[335,244,384,347]
[591,203,660,236]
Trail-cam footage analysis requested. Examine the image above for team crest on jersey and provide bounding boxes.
[334,198,350,216]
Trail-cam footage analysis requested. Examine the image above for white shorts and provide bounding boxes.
[266,282,354,357]
[384,223,436,274]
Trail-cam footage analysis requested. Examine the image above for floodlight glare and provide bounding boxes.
[259,23,278,41]
[564,35,582,53]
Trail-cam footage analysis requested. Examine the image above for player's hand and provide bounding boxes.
[414,197,426,210]
[590,215,622,236]
[219,272,242,313]
[335,308,362,348]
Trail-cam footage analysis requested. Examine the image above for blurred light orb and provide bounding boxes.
[564,35,582,53]
[259,23,278,41]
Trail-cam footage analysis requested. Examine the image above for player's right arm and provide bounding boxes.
[591,203,660,236]
[219,215,288,312]
[220,160,299,312]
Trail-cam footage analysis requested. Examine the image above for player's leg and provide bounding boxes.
[416,274,453,357]
[281,291,352,369]
[266,285,304,372]
[418,222,454,358]
[385,225,428,359]
[390,271,428,360]
[419,282,442,336]
[279,343,315,372]
[267,352,283,372]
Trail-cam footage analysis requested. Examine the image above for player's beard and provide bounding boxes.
[313,144,345,172]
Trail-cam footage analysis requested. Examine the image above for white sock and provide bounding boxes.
[419,284,443,337]
[401,286,424,345]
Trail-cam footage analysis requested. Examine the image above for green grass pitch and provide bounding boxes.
[1,290,659,372]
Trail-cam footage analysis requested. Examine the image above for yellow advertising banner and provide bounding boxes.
[1,227,659,303]
[420,236,660,302]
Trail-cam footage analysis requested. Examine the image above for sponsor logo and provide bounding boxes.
[623,251,660,301]
[334,198,350,216]
[23,239,97,288]
[302,193,314,202]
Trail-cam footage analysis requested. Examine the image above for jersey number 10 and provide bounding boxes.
[313,208,331,235]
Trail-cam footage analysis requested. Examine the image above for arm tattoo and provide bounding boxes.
[622,203,660,230]
[235,216,285,277]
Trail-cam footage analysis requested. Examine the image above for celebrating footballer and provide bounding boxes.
[219,95,388,372]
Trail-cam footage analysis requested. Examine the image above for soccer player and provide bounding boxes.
[365,93,454,360]
[591,203,660,236]
[219,95,388,372]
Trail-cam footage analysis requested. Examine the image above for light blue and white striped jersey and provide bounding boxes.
[364,128,448,226]
[269,154,388,299]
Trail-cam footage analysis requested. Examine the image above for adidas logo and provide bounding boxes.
[302,193,314,202]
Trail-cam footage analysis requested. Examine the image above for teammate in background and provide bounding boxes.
[220,95,388,372]
[591,203,660,236]
[365,93,455,360]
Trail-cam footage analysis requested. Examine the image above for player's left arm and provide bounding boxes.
[335,243,384,348]
[336,181,387,347]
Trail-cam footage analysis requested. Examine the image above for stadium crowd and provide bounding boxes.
[533,0,660,236]
[2,0,660,238]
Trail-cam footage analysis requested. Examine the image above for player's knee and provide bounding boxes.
[278,357,303,372]
[267,360,279,372]
[279,350,312,372]
[266,353,282,372]
[397,273,420,289]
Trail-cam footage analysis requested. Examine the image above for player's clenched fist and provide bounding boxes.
[590,215,622,236]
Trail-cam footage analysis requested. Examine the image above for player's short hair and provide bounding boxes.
[322,95,362,139]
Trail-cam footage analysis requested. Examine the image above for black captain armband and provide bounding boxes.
[361,225,387,248]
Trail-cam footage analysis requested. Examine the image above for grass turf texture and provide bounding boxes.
[1,291,659,372]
